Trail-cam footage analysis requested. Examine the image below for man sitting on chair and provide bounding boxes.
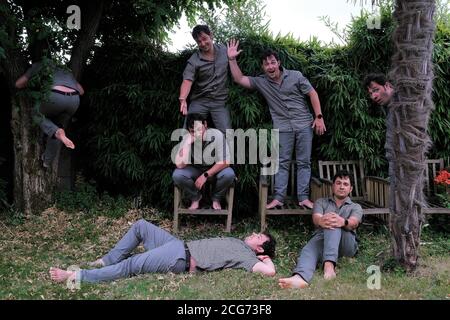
[278,170,363,288]
[172,113,235,210]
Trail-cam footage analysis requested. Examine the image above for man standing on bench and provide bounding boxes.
[227,40,326,210]
[278,170,363,288]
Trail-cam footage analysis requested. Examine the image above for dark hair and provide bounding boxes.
[260,49,280,63]
[332,170,354,186]
[192,25,211,40]
[363,73,388,88]
[260,232,276,259]
[186,113,207,130]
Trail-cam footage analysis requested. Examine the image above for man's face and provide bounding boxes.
[262,55,281,80]
[189,120,207,140]
[195,32,213,53]
[244,232,269,253]
[332,176,353,200]
[367,81,393,106]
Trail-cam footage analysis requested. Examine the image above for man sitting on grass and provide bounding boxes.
[50,219,276,284]
[278,170,363,289]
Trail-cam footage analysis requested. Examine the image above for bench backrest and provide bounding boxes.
[424,158,445,196]
[318,160,366,200]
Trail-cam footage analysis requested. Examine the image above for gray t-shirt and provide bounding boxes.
[25,62,78,90]
[182,43,229,103]
[313,197,363,233]
[186,237,260,272]
[248,69,314,132]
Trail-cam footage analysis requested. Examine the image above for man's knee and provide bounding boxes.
[172,169,186,184]
[219,168,235,182]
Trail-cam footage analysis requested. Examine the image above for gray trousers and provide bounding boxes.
[292,227,358,283]
[37,92,79,165]
[79,219,186,283]
[172,166,235,202]
[274,127,313,203]
[186,100,231,133]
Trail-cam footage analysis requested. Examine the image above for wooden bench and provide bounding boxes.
[259,162,318,231]
[312,159,450,215]
[259,160,390,231]
[173,179,235,233]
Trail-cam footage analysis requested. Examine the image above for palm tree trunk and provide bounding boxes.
[387,0,436,271]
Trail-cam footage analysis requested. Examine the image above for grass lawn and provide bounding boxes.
[0,207,448,300]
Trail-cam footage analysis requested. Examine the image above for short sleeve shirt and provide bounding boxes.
[24,62,78,90]
[313,197,363,233]
[248,69,314,132]
[182,44,229,103]
[187,237,260,272]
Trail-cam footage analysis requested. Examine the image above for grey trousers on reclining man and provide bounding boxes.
[78,219,187,283]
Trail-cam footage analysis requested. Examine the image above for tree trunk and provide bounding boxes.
[387,0,436,271]
[11,96,58,215]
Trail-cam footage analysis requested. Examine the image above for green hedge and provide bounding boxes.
[78,10,449,214]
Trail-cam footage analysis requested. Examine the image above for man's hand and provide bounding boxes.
[195,174,207,190]
[319,212,345,229]
[312,117,326,135]
[227,39,242,60]
[180,99,188,115]
[257,255,270,262]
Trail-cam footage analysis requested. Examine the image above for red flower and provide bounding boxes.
[434,170,450,186]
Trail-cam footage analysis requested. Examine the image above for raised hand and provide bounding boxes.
[227,39,243,60]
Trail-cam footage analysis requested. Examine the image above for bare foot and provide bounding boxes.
[49,267,76,283]
[55,128,75,149]
[323,261,336,280]
[278,274,309,289]
[266,199,284,209]
[87,258,104,268]
[299,199,314,209]
[212,201,222,210]
[189,195,202,210]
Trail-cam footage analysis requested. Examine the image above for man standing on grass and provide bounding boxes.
[50,219,276,284]
[278,170,363,288]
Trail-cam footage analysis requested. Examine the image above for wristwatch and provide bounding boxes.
[203,172,209,178]
[316,114,323,119]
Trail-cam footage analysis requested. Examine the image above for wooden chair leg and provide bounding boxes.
[226,186,234,232]
[173,186,180,233]
[260,185,268,231]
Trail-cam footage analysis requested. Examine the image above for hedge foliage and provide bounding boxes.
[78,6,449,214]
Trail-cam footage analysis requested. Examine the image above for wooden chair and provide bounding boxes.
[173,178,235,233]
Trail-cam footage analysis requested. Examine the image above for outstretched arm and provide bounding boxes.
[15,74,29,89]
[252,256,276,277]
[227,39,252,89]
[179,79,192,115]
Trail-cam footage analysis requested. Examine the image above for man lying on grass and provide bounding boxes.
[50,219,276,284]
